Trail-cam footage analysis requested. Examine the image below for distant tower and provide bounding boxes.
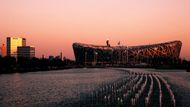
[106,39,110,47]
[42,54,45,59]
[118,41,121,46]
[1,44,6,57]
[60,52,63,60]
[7,37,26,57]
[0,45,1,56]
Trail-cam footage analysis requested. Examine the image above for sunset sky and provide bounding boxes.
[0,0,190,59]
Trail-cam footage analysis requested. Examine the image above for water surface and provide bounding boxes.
[0,68,125,107]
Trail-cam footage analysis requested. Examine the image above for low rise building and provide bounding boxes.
[17,46,35,58]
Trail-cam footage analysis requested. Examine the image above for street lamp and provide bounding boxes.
[124,50,127,64]
[84,50,87,66]
[95,52,98,64]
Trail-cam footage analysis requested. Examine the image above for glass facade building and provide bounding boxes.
[7,37,26,57]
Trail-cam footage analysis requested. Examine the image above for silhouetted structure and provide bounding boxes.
[0,56,75,73]
[73,41,182,65]
[0,44,6,57]
[17,46,35,58]
[106,39,111,47]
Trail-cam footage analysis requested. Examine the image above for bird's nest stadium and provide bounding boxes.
[73,41,182,65]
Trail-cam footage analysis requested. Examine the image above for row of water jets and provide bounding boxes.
[75,70,176,107]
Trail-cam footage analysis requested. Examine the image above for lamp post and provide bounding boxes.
[127,46,128,64]
[95,52,98,65]
[84,50,87,66]
[111,49,114,65]
[94,51,98,66]
[124,50,127,65]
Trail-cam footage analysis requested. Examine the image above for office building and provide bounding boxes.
[7,37,26,57]
[17,46,35,58]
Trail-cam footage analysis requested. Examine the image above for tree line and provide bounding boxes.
[0,56,75,74]
[0,56,190,74]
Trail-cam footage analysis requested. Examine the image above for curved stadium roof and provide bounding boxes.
[73,40,182,64]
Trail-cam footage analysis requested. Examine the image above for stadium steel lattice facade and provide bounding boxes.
[73,41,182,65]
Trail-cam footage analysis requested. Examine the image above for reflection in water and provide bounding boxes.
[11,73,26,106]
[0,69,125,107]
